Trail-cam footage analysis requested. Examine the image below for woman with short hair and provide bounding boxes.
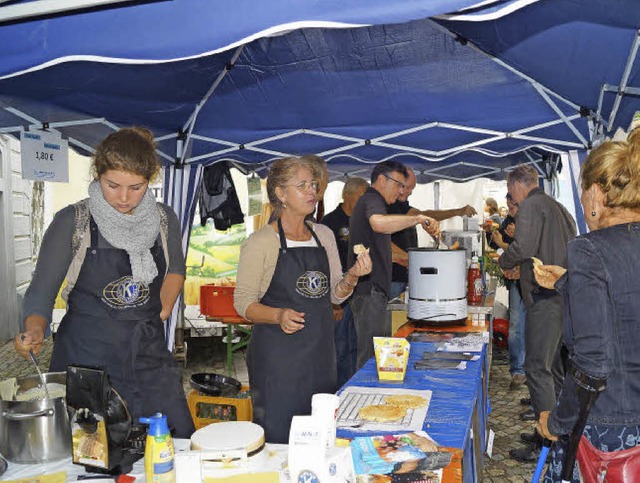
[234,156,371,443]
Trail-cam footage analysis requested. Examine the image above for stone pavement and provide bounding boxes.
[0,336,543,482]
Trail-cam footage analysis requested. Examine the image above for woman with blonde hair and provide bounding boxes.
[234,156,371,443]
[15,127,194,437]
[535,129,640,481]
[484,196,501,223]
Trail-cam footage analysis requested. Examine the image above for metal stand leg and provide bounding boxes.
[173,299,187,365]
[226,324,252,375]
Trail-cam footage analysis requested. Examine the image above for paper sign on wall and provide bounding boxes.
[20,130,69,182]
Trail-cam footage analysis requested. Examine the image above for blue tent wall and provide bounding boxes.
[2,0,639,345]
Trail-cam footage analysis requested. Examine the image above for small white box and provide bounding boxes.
[442,230,482,260]
[463,217,480,231]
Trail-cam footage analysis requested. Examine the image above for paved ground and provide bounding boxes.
[0,335,542,481]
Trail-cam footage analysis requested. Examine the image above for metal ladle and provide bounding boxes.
[21,335,51,401]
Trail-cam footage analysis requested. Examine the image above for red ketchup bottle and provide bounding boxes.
[467,256,483,305]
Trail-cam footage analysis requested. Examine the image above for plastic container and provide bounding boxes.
[140,413,175,483]
[199,285,240,318]
[467,256,483,305]
[187,387,253,430]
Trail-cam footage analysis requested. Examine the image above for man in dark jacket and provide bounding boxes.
[499,164,576,462]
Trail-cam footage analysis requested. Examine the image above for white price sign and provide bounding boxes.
[20,130,69,182]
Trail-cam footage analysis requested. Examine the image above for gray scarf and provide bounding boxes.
[88,180,161,285]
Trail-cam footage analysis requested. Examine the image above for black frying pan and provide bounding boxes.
[189,373,242,397]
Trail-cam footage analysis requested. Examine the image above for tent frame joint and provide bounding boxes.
[454,34,468,46]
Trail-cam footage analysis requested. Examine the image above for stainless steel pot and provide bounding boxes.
[407,248,468,323]
[0,372,72,463]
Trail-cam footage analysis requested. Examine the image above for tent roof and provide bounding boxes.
[0,0,638,181]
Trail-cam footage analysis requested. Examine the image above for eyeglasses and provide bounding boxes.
[288,180,319,192]
[383,173,406,189]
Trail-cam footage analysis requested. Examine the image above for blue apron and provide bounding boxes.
[50,218,194,437]
[247,219,336,443]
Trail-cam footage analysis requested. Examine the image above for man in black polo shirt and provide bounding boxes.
[348,161,440,370]
[322,177,369,387]
[389,167,477,298]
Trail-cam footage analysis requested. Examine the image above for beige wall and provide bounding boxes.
[44,150,92,228]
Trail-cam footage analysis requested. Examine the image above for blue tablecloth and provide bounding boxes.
[337,341,489,482]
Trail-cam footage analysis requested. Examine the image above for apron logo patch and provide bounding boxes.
[102,276,150,308]
[295,271,329,299]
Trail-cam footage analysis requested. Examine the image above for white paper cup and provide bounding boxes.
[311,393,339,448]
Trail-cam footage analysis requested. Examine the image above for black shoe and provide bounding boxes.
[509,444,539,463]
[520,397,532,406]
[520,432,543,445]
[519,408,536,421]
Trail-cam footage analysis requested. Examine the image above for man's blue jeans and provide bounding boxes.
[390,281,406,300]
[508,282,526,376]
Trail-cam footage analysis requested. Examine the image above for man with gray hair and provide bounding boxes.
[321,177,369,386]
[498,164,576,462]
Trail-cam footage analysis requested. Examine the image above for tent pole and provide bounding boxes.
[180,46,244,166]
[531,83,588,147]
[607,29,640,129]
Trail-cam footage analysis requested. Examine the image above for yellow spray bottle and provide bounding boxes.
[139,413,175,483]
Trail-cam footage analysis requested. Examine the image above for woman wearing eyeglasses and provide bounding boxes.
[234,156,371,443]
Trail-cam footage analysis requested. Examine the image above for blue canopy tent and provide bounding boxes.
[1,0,639,345]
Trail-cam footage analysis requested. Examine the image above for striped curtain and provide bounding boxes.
[162,163,204,350]
[567,150,587,235]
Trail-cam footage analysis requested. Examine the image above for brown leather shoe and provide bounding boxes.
[510,373,527,390]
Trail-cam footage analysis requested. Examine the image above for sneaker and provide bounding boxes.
[520,397,532,406]
[509,373,527,390]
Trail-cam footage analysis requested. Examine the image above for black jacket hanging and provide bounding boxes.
[199,162,245,230]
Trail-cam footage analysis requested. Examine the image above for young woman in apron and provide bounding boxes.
[15,127,194,438]
[234,157,371,443]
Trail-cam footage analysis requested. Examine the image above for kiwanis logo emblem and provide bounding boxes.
[295,271,329,299]
[102,276,150,308]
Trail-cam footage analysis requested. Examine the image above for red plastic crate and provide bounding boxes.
[200,285,240,318]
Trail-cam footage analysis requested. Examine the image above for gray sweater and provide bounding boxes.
[498,187,576,307]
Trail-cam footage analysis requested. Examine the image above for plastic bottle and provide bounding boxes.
[140,413,175,483]
[467,256,483,305]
